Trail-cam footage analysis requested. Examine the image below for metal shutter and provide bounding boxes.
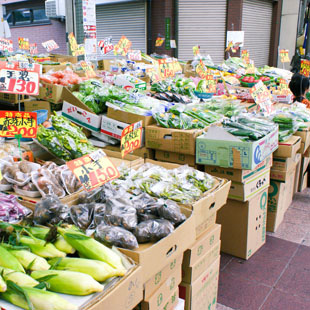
[178,0,227,64]
[242,0,273,67]
[96,1,146,59]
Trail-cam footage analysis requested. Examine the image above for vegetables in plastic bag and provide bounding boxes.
[60,168,82,195]
[70,203,96,231]
[95,224,138,250]
[78,187,105,203]
[157,199,186,224]
[134,219,174,243]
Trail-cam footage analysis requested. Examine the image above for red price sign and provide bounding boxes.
[29,43,38,55]
[0,111,37,138]
[0,38,13,53]
[98,37,114,55]
[279,49,290,63]
[121,121,142,158]
[114,35,132,56]
[127,50,142,61]
[0,61,40,95]
[18,37,29,50]
[250,80,273,114]
[67,150,120,191]
[300,59,310,77]
[206,75,217,93]
[42,40,59,53]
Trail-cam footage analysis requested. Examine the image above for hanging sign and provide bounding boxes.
[121,121,143,158]
[98,37,113,55]
[0,111,37,138]
[18,37,29,50]
[42,40,59,53]
[279,49,290,63]
[250,80,273,114]
[241,50,249,64]
[80,61,96,78]
[193,46,200,56]
[196,60,209,79]
[83,0,97,61]
[0,38,13,53]
[226,31,244,53]
[205,75,217,93]
[300,59,310,77]
[155,37,165,47]
[127,50,142,61]
[67,149,120,191]
[157,58,182,79]
[0,61,40,96]
[114,36,132,56]
[29,43,38,55]
[68,32,85,56]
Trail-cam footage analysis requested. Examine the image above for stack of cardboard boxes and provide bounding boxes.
[268,136,302,232]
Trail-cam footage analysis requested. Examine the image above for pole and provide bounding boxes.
[305,3,310,58]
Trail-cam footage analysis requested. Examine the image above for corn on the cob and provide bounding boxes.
[7,249,51,271]
[48,257,124,281]
[28,226,50,240]
[31,270,103,296]
[54,236,76,254]
[19,236,66,258]
[0,275,6,292]
[0,267,38,287]
[58,227,125,272]
[0,282,78,310]
[0,244,25,273]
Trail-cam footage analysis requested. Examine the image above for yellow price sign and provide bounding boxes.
[67,150,120,191]
[121,121,143,158]
[0,170,2,182]
[146,67,162,82]
[80,61,96,78]
[279,49,290,63]
[245,60,255,74]
[241,50,249,64]
[300,59,310,77]
[68,32,85,56]
[18,37,29,50]
[196,60,208,79]
[193,46,200,56]
[250,80,273,114]
[114,35,132,56]
[206,75,217,93]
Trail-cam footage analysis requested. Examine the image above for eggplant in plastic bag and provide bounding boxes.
[70,203,96,231]
[93,204,106,227]
[95,224,138,250]
[158,199,186,224]
[78,187,105,204]
[104,198,138,230]
[134,219,174,243]
[33,195,69,225]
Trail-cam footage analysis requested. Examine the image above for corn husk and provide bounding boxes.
[0,267,38,287]
[31,270,103,296]
[54,236,76,254]
[0,275,6,292]
[0,244,25,273]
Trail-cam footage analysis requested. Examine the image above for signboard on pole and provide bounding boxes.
[83,0,97,61]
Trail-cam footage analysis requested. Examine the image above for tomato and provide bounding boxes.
[248,76,255,83]
[242,77,248,82]
[264,77,270,81]
[254,80,259,83]
[259,76,264,80]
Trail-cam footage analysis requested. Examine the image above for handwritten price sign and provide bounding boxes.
[80,61,96,78]
[0,111,37,138]
[279,49,290,63]
[18,37,29,50]
[0,61,40,96]
[196,60,208,79]
[29,43,38,55]
[67,150,120,191]
[241,50,249,64]
[157,58,182,79]
[114,35,132,56]
[68,32,85,56]
[127,50,142,61]
[42,40,59,53]
[0,39,13,53]
[279,79,291,95]
[246,60,255,74]
[146,67,162,83]
[206,75,217,93]
[98,37,113,55]
[155,37,165,47]
[121,121,142,158]
[300,59,310,77]
[250,80,273,114]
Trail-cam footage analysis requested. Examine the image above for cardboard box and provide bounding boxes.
[50,53,78,63]
[103,149,144,168]
[273,135,301,158]
[98,59,120,72]
[267,167,296,232]
[119,208,195,283]
[295,124,310,153]
[229,168,270,201]
[24,100,52,119]
[205,155,272,183]
[294,153,302,194]
[196,126,278,170]
[179,257,220,310]
[38,82,64,104]
[146,125,204,156]
[155,150,196,167]
[270,161,298,182]
[301,172,308,191]
[217,189,268,259]
[144,159,231,239]
[42,63,71,73]
[107,107,155,128]
[104,145,154,159]
[144,254,183,300]
[62,87,102,132]
[272,155,297,171]
[183,224,221,268]
[182,240,221,284]
[0,92,27,103]
[139,288,179,310]
[141,264,182,310]
[298,161,309,192]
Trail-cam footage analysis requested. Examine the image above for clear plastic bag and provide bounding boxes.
[69,203,96,230]
[78,187,105,204]
[61,168,82,195]
[33,195,69,225]
[134,219,174,243]
[95,224,138,250]
[157,199,186,224]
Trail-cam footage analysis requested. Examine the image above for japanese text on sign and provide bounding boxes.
[18,37,29,50]
[241,50,249,64]
[196,60,208,79]
[245,60,255,74]
[80,61,96,78]
[250,80,273,114]
[300,59,310,77]
[121,121,143,158]
[29,43,38,56]
[146,67,162,83]
[114,36,132,56]
[279,79,291,95]
[127,50,142,61]
[68,32,85,56]
[98,37,113,55]
[279,49,290,63]
[0,61,40,96]
[0,111,37,138]
[0,39,13,53]
[157,58,182,79]
[155,37,165,47]
[67,150,120,191]
[42,40,59,53]
[205,75,217,93]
